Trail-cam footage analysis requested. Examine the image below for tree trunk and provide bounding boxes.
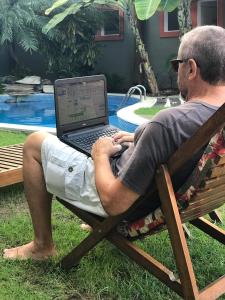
[177,0,192,38]
[127,5,159,95]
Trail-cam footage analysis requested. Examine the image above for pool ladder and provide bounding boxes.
[118,85,146,109]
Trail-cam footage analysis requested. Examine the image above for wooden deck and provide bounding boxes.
[0,144,23,187]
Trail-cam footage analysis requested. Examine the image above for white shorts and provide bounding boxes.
[41,135,108,217]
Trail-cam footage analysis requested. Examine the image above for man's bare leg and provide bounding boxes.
[4,131,57,260]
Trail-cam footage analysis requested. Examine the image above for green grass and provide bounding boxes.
[0,130,27,146]
[0,130,225,299]
[135,105,166,119]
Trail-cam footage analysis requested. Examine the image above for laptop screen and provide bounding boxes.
[55,78,106,126]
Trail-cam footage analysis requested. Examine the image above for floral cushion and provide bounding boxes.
[117,128,225,239]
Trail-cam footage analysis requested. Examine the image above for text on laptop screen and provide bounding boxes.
[56,79,106,125]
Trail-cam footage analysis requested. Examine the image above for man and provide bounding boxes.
[4,25,225,260]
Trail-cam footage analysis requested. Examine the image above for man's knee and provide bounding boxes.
[23,131,50,161]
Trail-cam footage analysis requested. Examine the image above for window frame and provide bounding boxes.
[197,0,224,26]
[95,6,124,41]
[159,0,224,38]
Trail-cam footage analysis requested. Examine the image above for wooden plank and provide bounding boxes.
[199,275,225,300]
[58,199,183,296]
[181,197,225,222]
[203,175,225,189]
[193,183,225,200]
[184,197,225,214]
[191,217,225,244]
[0,156,23,164]
[156,165,199,299]
[0,147,23,153]
[0,144,23,187]
[210,163,225,178]
[0,168,23,187]
[0,155,22,161]
[192,185,225,202]
[108,231,183,297]
[0,161,22,168]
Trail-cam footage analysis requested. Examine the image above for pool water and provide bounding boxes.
[0,94,138,132]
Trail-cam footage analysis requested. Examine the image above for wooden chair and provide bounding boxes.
[0,144,23,187]
[56,103,225,300]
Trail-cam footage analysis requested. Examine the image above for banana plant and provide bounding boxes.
[177,0,192,38]
[43,0,179,95]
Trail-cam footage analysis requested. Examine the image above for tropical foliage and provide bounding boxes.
[43,0,179,94]
[177,0,192,38]
[0,0,101,77]
[0,0,41,67]
[135,0,179,20]
[39,5,101,77]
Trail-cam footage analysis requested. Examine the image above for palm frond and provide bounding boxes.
[17,31,39,52]
[43,2,84,33]
[0,23,13,45]
[45,0,71,15]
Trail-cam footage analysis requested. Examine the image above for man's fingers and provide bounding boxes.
[115,135,134,144]
[113,131,134,143]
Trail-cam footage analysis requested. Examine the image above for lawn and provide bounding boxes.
[134,105,167,119]
[0,130,27,146]
[0,130,225,300]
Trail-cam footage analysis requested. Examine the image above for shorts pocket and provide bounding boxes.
[64,160,85,199]
[45,157,66,196]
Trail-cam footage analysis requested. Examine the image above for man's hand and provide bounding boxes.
[91,137,122,159]
[92,134,140,216]
[112,131,134,145]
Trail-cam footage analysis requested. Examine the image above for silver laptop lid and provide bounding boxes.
[54,75,108,138]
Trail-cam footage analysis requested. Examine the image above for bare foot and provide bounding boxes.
[3,241,57,260]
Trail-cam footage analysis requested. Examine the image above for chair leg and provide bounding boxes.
[191,217,225,244]
[156,165,199,299]
[209,210,223,224]
[108,231,183,297]
[60,228,104,270]
[59,211,126,270]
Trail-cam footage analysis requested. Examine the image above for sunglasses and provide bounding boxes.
[170,58,190,72]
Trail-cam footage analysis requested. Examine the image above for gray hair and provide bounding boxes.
[179,25,225,84]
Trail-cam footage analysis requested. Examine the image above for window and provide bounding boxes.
[165,8,179,31]
[198,0,217,25]
[160,8,180,37]
[95,7,124,41]
[160,0,224,38]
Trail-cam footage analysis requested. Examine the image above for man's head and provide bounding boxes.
[176,25,225,99]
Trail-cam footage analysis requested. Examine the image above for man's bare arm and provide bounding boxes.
[91,137,139,216]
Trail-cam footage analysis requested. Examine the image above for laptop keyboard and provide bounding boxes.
[71,127,119,151]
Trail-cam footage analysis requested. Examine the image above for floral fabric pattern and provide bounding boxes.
[117,129,225,239]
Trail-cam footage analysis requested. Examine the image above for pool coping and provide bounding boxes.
[0,93,157,133]
[117,96,157,126]
[0,123,57,134]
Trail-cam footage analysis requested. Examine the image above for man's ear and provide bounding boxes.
[188,59,198,80]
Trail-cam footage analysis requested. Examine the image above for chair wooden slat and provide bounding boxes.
[203,175,225,189]
[180,157,225,222]
[181,198,225,222]
[210,163,225,178]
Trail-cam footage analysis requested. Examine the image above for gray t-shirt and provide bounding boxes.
[111,101,218,219]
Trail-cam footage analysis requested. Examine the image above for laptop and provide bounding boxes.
[54,75,120,156]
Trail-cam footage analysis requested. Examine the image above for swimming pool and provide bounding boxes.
[0,93,139,132]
